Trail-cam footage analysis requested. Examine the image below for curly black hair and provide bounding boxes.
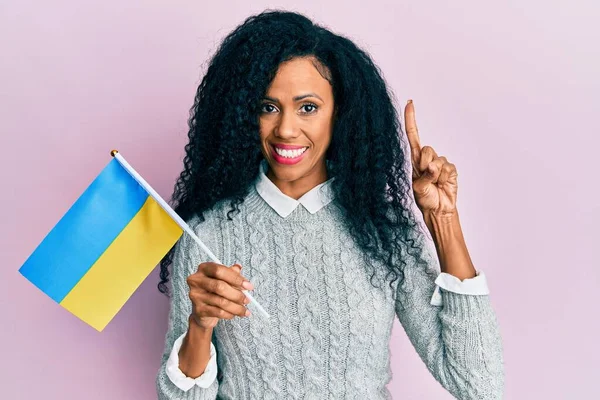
[158,9,432,300]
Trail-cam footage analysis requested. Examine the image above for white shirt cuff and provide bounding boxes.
[430,270,490,306]
[165,331,218,392]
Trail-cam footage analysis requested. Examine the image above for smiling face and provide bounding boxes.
[259,56,335,200]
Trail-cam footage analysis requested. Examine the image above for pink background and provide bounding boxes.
[1,1,598,398]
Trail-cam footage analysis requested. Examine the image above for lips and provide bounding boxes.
[270,143,309,165]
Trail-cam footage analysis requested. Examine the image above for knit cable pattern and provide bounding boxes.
[320,220,350,399]
[273,222,303,399]
[293,217,325,398]
[155,187,505,399]
[246,210,284,398]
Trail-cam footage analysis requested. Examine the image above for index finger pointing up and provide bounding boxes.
[404,99,422,166]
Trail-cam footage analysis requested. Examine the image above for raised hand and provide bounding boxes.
[404,100,459,218]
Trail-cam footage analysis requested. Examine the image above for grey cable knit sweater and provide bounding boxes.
[155,186,505,399]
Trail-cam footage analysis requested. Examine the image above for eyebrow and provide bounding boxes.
[263,93,324,102]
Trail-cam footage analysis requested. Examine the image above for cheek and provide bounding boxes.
[258,118,274,138]
[258,126,268,141]
[312,119,333,146]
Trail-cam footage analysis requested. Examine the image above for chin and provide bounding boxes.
[269,161,307,178]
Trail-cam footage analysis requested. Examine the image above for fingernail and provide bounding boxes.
[245,309,251,316]
[244,296,250,304]
[407,99,413,104]
[242,280,254,290]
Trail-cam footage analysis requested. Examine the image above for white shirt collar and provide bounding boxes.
[255,159,335,218]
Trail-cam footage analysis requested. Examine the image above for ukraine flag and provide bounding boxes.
[18,151,183,332]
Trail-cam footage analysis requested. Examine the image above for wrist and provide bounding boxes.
[179,315,214,378]
[423,209,462,243]
[181,315,213,358]
[422,210,476,280]
[188,314,214,335]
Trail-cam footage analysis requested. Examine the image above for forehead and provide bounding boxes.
[267,57,332,97]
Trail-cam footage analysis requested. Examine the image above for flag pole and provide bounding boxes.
[110,150,270,319]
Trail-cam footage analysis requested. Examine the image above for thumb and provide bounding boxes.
[421,163,438,184]
[413,164,437,195]
[231,263,242,274]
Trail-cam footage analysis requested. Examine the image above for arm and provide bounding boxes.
[156,221,220,399]
[426,210,492,307]
[176,315,216,379]
[395,219,505,399]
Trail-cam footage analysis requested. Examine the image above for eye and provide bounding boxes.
[260,103,278,113]
[300,103,318,114]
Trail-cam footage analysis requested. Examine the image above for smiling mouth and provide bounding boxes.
[271,144,308,154]
[270,144,309,164]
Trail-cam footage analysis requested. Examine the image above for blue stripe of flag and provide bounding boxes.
[19,158,149,302]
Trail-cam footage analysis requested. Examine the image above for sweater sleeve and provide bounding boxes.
[394,233,505,399]
[155,217,220,400]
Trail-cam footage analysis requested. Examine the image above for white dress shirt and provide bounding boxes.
[165,159,490,391]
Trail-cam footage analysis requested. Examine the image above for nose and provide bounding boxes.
[274,109,300,139]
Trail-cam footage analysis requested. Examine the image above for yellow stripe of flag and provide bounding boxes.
[60,196,183,331]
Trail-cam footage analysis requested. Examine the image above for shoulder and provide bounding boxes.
[185,197,235,231]
[170,211,223,278]
[177,196,242,255]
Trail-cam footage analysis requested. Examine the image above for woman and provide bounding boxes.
[155,9,504,400]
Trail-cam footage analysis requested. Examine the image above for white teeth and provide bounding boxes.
[274,147,307,158]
